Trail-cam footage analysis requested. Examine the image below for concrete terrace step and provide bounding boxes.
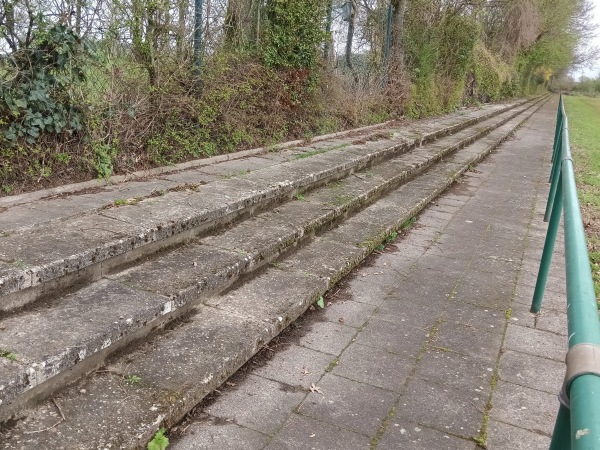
[0,97,545,418]
[0,97,548,448]
[0,98,535,312]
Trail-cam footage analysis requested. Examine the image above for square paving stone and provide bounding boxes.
[503,324,566,362]
[353,318,429,359]
[454,276,514,309]
[315,299,376,328]
[443,300,506,332]
[513,285,566,312]
[489,380,558,436]
[343,272,397,307]
[265,413,370,450]
[171,421,269,450]
[433,321,503,363]
[378,421,477,450]
[298,373,397,436]
[205,374,305,435]
[333,343,414,392]
[252,344,333,389]
[509,304,567,336]
[396,378,485,438]
[289,320,357,356]
[486,419,551,450]
[414,349,493,396]
[498,349,564,395]
[374,296,443,331]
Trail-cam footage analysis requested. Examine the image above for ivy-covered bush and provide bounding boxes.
[0,21,91,143]
[263,0,327,71]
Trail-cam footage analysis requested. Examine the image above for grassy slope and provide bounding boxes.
[563,95,600,299]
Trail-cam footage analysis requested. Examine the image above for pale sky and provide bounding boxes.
[574,0,600,78]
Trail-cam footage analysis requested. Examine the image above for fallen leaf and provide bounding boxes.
[310,383,323,394]
[338,317,345,324]
[316,296,325,308]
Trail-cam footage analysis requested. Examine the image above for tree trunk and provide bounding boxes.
[345,0,359,83]
[224,0,255,47]
[390,0,407,68]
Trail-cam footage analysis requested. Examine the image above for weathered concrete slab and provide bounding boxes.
[110,243,248,302]
[503,324,566,362]
[415,349,494,395]
[332,343,413,392]
[498,349,564,394]
[206,270,326,334]
[397,378,485,438]
[172,421,269,450]
[489,380,557,436]
[486,420,551,450]
[1,306,275,448]
[251,344,333,389]
[378,421,477,450]
[0,279,170,410]
[205,374,305,435]
[353,318,428,359]
[298,373,397,436]
[264,413,370,449]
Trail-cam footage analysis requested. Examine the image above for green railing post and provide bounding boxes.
[549,115,563,183]
[544,97,564,222]
[531,171,563,313]
[550,404,571,450]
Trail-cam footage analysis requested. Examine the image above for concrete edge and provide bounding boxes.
[0,121,396,209]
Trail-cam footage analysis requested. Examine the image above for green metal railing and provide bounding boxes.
[531,94,600,450]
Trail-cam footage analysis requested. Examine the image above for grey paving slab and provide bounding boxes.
[251,344,333,389]
[489,380,558,436]
[298,373,397,436]
[397,378,485,438]
[205,374,305,435]
[503,323,566,362]
[498,349,564,394]
[443,299,507,331]
[264,413,371,450]
[414,349,494,395]
[286,320,357,356]
[432,321,504,363]
[333,343,414,392]
[314,299,376,328]
[353,317,429,359]
[377,421,477,450]
[172,421,269,450]
[510,303,568,336]
[486,420,551,450]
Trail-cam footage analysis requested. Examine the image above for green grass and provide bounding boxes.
[563,95,600,301]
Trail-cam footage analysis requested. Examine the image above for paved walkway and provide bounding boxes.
[169,97,565,449]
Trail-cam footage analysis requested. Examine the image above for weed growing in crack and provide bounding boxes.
[0,350,16,361]
[147,428,169,450]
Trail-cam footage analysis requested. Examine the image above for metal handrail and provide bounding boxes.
[531,94,600,449]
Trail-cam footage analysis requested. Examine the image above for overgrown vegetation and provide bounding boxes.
[563,95,600,303]
[0,0,595,195]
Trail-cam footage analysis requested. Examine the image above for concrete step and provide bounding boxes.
[0,98,535,313]
[0,97,548,448]
[0,97,545,420]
